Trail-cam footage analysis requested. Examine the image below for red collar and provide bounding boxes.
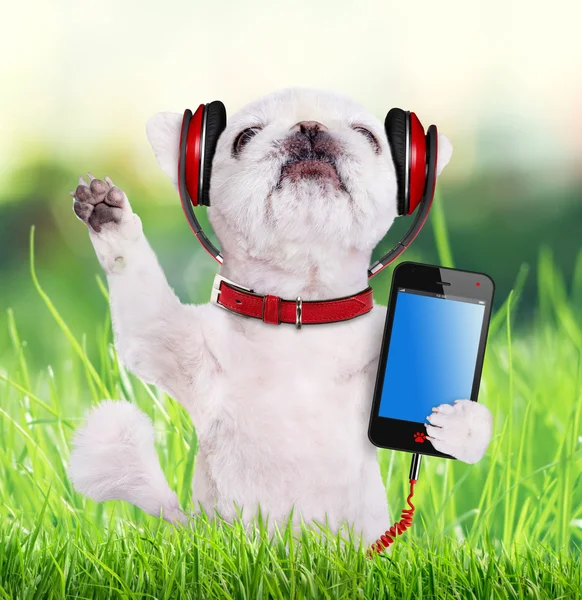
[210,274,373,328]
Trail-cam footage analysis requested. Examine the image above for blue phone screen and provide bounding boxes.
[378,289,486,424]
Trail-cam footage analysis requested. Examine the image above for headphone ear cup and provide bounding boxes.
[199,100,227,207]
[178,109,193,204]
[407,112,428,215]
[384,108,409,216]
[183,104,205,207]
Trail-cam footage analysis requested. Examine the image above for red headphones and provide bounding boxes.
[177,102,438,278]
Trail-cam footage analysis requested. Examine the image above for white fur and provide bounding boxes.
[68,400,186,524]
[67,88,492,546]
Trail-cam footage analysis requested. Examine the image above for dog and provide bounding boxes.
[67,87,493,546]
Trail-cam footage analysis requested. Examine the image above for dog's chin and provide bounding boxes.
[279,159,344,191]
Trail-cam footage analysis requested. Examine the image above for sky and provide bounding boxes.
[1,0,581,187]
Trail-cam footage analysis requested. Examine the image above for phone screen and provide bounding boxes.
[378,288,487,424]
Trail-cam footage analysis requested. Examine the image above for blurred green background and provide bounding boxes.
[1,0,581,373]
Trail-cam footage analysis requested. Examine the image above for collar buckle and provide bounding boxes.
[210,274,252,314]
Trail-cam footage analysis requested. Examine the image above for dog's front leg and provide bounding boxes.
[71,174,214,416]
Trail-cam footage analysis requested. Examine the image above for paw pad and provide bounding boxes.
[413,432,426,443]
[71,174,127,233]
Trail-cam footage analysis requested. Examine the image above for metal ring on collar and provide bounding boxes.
[295,296,302,329]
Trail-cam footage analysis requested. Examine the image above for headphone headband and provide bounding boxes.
[368,124,438,278]
[177,104,439,278]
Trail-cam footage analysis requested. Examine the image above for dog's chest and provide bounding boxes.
[228,334,369,420]
[206,308,386,475]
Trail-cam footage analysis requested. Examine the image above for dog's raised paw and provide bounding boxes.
[71,174,129,233]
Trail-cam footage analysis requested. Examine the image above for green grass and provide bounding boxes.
[0,517,579,599]
[0,219,581,598]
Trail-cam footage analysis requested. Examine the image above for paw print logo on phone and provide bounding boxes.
[414,432,427,443]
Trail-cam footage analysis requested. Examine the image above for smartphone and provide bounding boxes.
[368,261,495,459]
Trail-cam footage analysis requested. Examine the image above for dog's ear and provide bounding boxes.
[436,134,453,177]
[146,112,183,188]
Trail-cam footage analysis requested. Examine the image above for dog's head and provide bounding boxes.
[147,88,452,267]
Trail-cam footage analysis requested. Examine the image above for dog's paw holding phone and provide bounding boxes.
[425,400,493,464]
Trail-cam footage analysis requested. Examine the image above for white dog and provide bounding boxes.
[67,88,493,546]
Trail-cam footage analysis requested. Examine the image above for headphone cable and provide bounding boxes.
[367,453,422,556]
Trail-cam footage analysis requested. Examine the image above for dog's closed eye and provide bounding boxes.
[232,127,263,157]
[352,126,381,154]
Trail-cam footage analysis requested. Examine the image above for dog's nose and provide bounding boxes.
[290,120,328,141]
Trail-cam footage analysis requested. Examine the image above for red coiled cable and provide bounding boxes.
[368,478,417,556]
